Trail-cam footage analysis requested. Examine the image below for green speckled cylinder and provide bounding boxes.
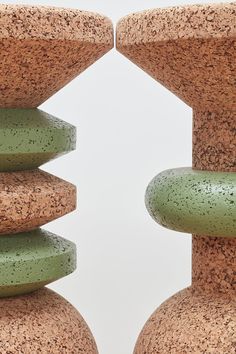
[146,167,236,237]
[0,229,76,297]
[0,109,76,171]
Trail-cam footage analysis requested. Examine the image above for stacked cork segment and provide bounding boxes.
[0,5,113,352]
[117,3,236,353]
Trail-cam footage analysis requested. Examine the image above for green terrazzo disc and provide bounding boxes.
[146,167,236,237]
[0,108,76,171]
[0,228,76,297]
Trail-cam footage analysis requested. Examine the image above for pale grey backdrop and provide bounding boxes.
[1,1,229,353]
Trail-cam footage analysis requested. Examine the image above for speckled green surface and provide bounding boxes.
[146,167,236,237]
[0,228,76,297]
[0,108,76,171]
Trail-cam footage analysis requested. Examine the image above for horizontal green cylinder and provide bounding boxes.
[0,229,76,297]
[146,167,236,238]
[0,108,76,171]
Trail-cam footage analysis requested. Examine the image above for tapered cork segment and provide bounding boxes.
[0,108,76,171]
[117,3,236,110]
[0,229,76,297]
[0,288,98,353]
[0,169,76,234]
[0,4,113,108]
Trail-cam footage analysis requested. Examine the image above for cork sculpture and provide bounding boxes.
[0,5,113,352]
[117,3,236,353]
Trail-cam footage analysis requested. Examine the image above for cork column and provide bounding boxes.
[117,3,236,353]
[192,112,236,297]
[0,5,113,353]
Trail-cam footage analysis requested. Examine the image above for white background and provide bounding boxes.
[1,1,230,353]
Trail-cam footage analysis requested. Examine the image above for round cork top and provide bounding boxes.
[0,4,113,43]
[0,5,113,107]
[117,3,236,44]
[117,3,236,110]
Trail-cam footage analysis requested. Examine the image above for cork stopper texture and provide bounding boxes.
[117,3,236,353]
[0,287,98,353]
[117,3,236,111]
[0,4,114,107]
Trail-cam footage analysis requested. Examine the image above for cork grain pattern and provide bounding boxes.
[117,3,236,354]
[193,110,236,172]
[134,288,236,354]
[0,5,114,107]
[116,3,236,110]
[0,169,76,234]
[0,288,98,353]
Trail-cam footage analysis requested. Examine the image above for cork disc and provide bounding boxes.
[0,229,76,297]
[117,3,236,110]
[0,108,76,171]
[0,169,76,234]
[0,287,98,353]
[0,4,113,108]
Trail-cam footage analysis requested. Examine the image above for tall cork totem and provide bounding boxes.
[0,5,113,352]
[117,3,236,353]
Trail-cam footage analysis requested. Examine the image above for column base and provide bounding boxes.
[0,287,98,354]
[134,286,235,354]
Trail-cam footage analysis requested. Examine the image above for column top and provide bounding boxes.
[0,5,113,107]
[117,3,236,110]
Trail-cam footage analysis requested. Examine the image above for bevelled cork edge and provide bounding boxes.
[117,2,236,47]
[0,4,113,45]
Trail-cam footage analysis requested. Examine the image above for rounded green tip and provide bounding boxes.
[146,167,236,238]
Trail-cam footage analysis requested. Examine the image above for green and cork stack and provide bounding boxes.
[0,5,113,353]
[117,3,236,353]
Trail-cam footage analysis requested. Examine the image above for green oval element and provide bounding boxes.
[0,229,76,297]
[0,108,76,171]
[146,167,236,238]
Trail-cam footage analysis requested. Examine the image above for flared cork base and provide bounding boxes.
[134,287,235,354]
[134,236,236,353]
[0,288,98,353]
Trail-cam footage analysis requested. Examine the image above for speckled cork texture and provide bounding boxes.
[117,3,236,111]
[0,228,76,297]
[193,110,236,172]
[0,287,98,353]
[0,169,76,234]
[134,288,236,354]
[116,3,236,354]
[0,4,113,107]
[0,5,112,351]
[0,108,76,171]
[146,167,236,237]
[192,235,236,295]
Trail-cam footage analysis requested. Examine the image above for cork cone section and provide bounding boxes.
[117,3,236,354]
[0,4,113,353]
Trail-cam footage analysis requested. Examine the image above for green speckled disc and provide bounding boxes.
[0,108,76,171]
[0,228,76,297]
[146,167,236,237]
